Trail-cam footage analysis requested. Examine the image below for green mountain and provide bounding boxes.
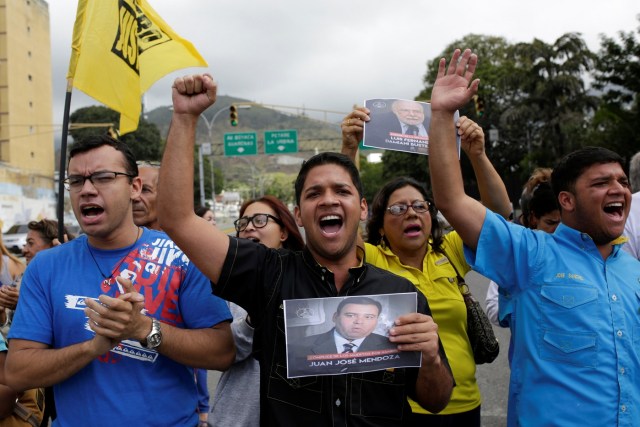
[146,95,347,157]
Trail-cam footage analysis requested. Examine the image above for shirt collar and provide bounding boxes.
[554,222,628,254]
[333,329,366,351]
[302,246,367,278]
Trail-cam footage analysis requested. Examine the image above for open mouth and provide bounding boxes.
[604,202,624,219]
[320,214,343,235]
[81,204,104,218]
[247,237,260,243]
[403,224,422,237]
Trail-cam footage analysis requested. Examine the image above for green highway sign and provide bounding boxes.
[264,130,298,154]
[224,132,257,156]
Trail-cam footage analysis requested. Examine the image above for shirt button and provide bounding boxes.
[620,367,625,375]
[621,405,627,412]
[611,294,617,301]
[617,330,623,337]
[335,399,341,407]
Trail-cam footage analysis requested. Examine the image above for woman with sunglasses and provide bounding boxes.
[210,195,304,427]
[342,110,511,427]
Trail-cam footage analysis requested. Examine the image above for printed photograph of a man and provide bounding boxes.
[285,293,421,378]
[363,98,459,156]
[363,99,431,154]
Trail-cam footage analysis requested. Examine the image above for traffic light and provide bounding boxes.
[474,96,485,117]
[229,105,239,126]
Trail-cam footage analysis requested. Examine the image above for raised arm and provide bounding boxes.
[340,107,371,162]
[157,74,230,283]
[428,49,486,251]
[458,116,512,219]
[340,107,372,248]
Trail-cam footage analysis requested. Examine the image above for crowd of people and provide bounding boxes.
[0,47,638,427]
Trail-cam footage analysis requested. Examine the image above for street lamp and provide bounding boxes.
[199,104,251,208]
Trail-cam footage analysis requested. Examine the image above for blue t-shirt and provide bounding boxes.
[466,210,640,427]
[9,228,231,427]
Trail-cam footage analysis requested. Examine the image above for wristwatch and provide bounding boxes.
[140,318,162,349]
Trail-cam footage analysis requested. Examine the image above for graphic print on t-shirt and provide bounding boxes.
[65,237,192,364]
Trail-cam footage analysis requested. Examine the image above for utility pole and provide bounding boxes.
[199,107,231,208]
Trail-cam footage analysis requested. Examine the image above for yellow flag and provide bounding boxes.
[67,0,207,134]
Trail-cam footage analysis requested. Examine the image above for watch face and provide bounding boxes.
[148,333,162,348]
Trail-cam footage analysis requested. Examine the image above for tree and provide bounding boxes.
[589,17,640,161]
[504,33,597,169]
[381,150,429,188]
[417,35,522,197]
[358,155,386,205]
[262,172,296,204]
[69,106,163,161]
[417,33,596,203]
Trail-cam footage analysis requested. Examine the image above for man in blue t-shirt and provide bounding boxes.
[6,135,234,427]
[427,49,640,427]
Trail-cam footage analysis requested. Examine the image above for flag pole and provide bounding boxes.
[56,78,73,241]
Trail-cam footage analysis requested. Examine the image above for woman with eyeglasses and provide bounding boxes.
[210,195,304,427]
[342,110,511,427]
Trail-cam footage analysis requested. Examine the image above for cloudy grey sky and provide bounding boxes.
[48,0,638,125]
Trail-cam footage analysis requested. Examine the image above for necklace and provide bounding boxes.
[86,227,142,288]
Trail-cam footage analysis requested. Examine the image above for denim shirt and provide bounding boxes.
[466,210,640,427]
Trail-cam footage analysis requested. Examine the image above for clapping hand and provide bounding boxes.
[84,277,145,354]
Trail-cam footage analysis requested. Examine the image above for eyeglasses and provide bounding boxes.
[234,214,283,232]
[64,171,135,192]
[386,200,431,216]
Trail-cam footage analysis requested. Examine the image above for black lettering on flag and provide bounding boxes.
[111,0,174,75]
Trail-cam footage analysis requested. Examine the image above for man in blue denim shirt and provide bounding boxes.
[427,48,640,427]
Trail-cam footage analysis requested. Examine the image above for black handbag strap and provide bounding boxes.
[440,249,470,295]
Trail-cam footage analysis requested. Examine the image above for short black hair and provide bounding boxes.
[551,146,624,200]
[528,182,559,219]
[68,134,138,178]
[195,205,211,218]
[294,152,363,205]
[336,296,382,316]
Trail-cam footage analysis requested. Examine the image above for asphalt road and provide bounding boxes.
[205,270,510,426]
